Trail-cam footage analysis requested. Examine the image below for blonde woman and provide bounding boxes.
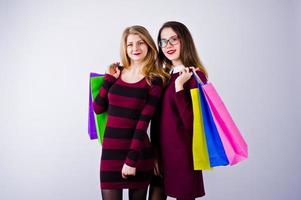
[93,25,168,200]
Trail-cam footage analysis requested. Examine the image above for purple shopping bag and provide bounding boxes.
[88,73,100,140]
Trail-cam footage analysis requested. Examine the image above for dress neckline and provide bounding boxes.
[119,76,146,85]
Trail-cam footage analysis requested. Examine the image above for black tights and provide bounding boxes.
[148,186,167,200]
[148,186,195,200]
[101,188,147,200]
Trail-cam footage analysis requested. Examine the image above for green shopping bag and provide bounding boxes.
[90,73,108,144]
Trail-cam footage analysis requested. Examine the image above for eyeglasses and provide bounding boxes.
[159,35,179,48]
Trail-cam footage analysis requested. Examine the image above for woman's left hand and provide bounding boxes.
[121,163,136,179]
[175,67,193,92]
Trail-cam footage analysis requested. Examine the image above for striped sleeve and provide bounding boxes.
[93,74,116,114]
[125,78,163,167]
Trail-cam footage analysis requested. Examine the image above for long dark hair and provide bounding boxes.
[157,21,208,78]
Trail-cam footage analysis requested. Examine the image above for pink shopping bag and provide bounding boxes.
[202,83,248,165]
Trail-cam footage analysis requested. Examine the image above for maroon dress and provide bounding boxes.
[93,74,163,189]
[151,71,207,199]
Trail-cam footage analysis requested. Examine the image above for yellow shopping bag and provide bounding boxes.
[190,88,211,170]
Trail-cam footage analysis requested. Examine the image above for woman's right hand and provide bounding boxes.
[121,163,136,179]
[106,62,121,79]
[175,67,193,92]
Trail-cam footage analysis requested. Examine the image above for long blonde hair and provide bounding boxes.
[157,21,208,78]
[120,25,169,85]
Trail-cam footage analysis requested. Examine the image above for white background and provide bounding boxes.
[0,0,300,199]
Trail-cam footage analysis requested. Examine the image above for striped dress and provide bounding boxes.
[93,73,163,189]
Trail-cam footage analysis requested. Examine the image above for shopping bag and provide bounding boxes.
[88,72,108,144]
[202,83,248,165]
[197,82,229,167]
[191,88,211,170]
[88,73,99,140]
[194,71,248,165]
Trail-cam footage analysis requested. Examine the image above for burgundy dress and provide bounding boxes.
[151,71,207,199]
[93,74,163,189]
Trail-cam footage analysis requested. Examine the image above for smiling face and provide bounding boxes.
[126,34,148,64]
[160,27,182,66]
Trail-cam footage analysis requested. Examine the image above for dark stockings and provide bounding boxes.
[148,186,167,200]
[129,188,148,200]
[101,188,147,200]
[101,189,122,200]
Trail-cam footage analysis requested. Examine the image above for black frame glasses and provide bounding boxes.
[159,35,179,48]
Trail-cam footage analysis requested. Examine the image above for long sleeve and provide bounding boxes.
[93,74,116,114]
[173,71,207,132]
[125,78,163,167]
